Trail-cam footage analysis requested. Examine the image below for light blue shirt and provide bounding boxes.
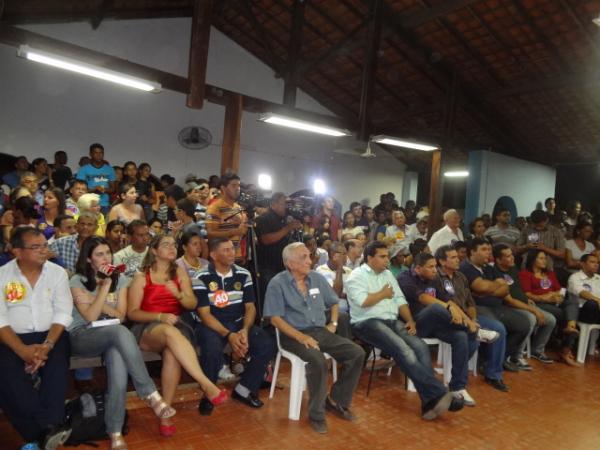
[76,163,116,207]
[346,264,407,324]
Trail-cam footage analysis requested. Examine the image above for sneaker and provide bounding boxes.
[421,392,453,420]
[448,396,464,412]
[503,358,520,372]
[218,364,236,381]
[42,426,72,450]
[309,418,328,434]
[476,328,500,344]
[452,389,476,406]
[531,352,554,364]
[484,377,509,392]
[514,357,533,371]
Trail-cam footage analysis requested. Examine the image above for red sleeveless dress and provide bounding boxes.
[141,271,183,316]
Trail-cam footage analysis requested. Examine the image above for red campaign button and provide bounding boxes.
[214,290,230,308]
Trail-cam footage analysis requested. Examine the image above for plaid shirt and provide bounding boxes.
[50,234,80,273]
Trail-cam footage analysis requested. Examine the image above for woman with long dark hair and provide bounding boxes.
[176,231,209,280]
[107,183,144,225]
[105,220,126,254]
[519,249,580,367]
[39,187,67,240]
[127,234,227,436]
[69,236,176,449]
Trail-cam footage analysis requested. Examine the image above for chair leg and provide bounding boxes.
[331,359,338,383]
[577,324,591,364]
[269,352,282,399]
[289,361,306,421]
[441,342,452,386]
[588,329,599,356]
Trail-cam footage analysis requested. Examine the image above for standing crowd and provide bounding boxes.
[1,144,600,449]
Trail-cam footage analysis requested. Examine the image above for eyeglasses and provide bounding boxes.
[21,243,49,251]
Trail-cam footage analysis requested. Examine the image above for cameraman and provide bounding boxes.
[255,192,303,311]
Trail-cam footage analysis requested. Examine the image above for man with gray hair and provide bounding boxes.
[264,242,364,434]
[428,209,464,254]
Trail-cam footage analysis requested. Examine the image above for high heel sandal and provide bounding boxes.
[146,391,176,419]
[110,433,128,450]
[209,389,229,406]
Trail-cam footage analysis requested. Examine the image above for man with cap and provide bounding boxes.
[388,242,409,278]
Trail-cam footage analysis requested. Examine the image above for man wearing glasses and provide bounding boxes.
[0,227,73,449]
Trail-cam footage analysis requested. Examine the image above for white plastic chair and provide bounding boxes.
[437,341,478,386]
[407,338,440,392]
[269,328,338,420]
[576,322,600,364]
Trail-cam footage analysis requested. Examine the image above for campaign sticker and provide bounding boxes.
[208,281,219,292]
[425,287,437,297]
[540,277,552,290]
[5,282,26,303]
[582,283,592,292]
[234,281,242,291]
[527,233,539,244]
[443,279,455,296]
[213,290,230,308]
[503,274,514,285]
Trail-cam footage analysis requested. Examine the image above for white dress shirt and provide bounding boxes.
[428,225,464,254]
[0,259,73,334]
[568,270,600,307]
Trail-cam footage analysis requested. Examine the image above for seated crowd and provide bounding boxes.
[1,145,600,449]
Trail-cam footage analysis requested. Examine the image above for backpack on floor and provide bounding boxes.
[63,391,129,447]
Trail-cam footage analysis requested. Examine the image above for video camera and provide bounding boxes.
[285,196,315,221]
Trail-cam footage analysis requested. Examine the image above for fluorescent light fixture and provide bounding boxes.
[313,179,327,195]
[17,45,161,93]
[371,135,438,151]
[258,174,272,190]
[444,171,469,178]
[258,113,350,137]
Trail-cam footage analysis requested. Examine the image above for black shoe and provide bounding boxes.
[421,392,453,420]
[231,390,264,408]
[531,352,554,364]
[503,359,520,372]
[41,425,72,450]
[309,418,328,434]
[448,396,464,412]
[198,397,214,416]
[485,377,510,392]
[325,397,356,421]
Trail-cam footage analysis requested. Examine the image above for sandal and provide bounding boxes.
[110,433,128,450]
[146,391,176,419]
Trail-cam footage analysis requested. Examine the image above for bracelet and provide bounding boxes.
[43,339,55,350]
[225,331,232,339]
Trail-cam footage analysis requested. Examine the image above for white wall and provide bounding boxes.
[0,19,406,209]
[465,150,556,224]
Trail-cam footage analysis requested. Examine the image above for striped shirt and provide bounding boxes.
[206,198,245,261]
[192,263,255,323]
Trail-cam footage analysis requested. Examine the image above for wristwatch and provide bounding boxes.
[43,339,55,350]
[331,321,338,327]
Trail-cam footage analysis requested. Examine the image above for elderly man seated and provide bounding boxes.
[263,242,364,434]
[428,209,464,255]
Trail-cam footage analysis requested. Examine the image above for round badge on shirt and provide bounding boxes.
[527,233,539,244]
[213,290,230,308]
[540,277,552,290]
[582,283,592,292]
[443,279,455,296]
[503,274,514,285]
[425,287,437,297]
[5,282,26,303]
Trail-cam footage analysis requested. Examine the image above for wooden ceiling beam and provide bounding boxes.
[399,0,482,29]
[186,0,213,109]
[283,0,305,107]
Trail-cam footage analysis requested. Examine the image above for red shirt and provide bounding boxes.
[312,211,341,241]
[518,270,561,295]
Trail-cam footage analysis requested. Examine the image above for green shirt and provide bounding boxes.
[346,264,407,324]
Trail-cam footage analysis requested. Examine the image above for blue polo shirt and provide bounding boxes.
[193,263,255,323]
[263,270,338,330]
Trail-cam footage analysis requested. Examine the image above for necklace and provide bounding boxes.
[183,255,201,270]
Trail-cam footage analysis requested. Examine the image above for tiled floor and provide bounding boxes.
[2,352,600,450]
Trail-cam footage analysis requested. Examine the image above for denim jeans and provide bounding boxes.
[476,305,531,359]
[414,304,478,391]
[476,315,506,380]
[352,318,447,406]
[513,308,557,355]
[195,322,276,393]
[70,324,157,433]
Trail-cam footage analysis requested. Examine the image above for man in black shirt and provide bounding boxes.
[255,192,302,311]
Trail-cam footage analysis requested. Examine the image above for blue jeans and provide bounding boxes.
[194,322,276,393]
[513,308,557,355]
[476,315,506,381]
[352,318,447,405]
[70,325,157,434]
[414,304,477,391]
